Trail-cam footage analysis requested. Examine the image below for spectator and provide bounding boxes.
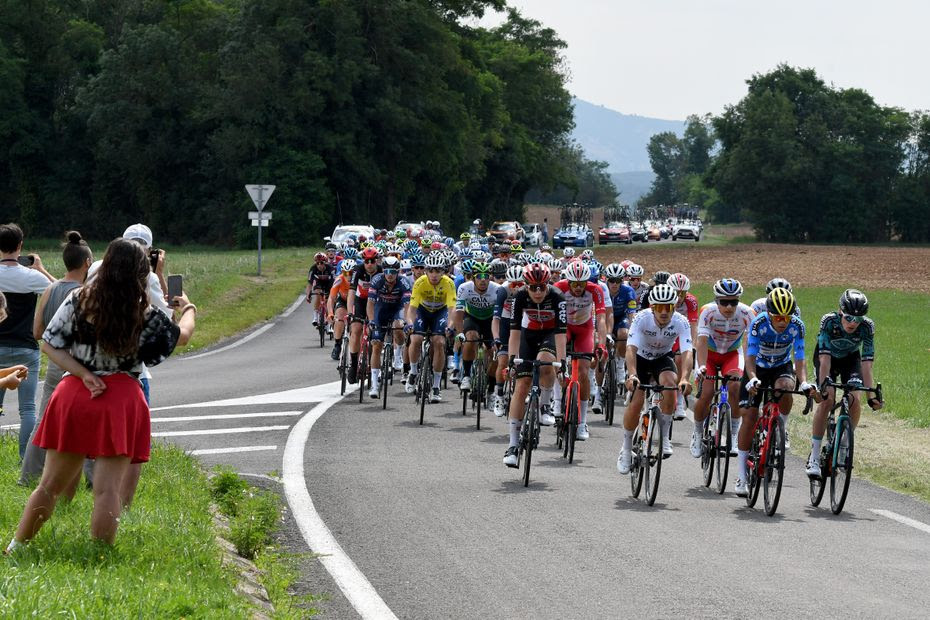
[6,238,196,551]
[0,223,55,459]
[542,217,549,243]
[0,294,30,391]
[19,231,93,488]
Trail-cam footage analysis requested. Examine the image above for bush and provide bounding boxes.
[229,490,281,560]
[210,465,249,517]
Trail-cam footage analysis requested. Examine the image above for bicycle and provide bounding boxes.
[377,325,402,410]
[311,293,328,348]
[412,330,445,425]
[336,317,350,396]
[807,380,882,515]
[600,340,620,426]
[354,319,371,404]
[695,373,738,494]
[629,383,679,506]
[745,386,813,516]
[513,358,561,487]
[458,335,489,430]
[557,352,589,464]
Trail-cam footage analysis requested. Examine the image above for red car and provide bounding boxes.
[598,221,632,245]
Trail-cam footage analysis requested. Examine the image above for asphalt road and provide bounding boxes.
[4,298,930,618]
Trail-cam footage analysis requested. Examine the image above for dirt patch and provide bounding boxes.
[591,242,930,292]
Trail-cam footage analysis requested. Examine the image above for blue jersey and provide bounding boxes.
[747,312,805,369]
[454,273,466,290]
[611,284,638,320]
[368,274,411,307]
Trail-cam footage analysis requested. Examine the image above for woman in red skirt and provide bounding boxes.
[6,239,196,551]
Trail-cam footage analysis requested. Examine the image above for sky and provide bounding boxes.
[478,0,928,120]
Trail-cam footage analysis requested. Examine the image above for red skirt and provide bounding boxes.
[33,373,151,463]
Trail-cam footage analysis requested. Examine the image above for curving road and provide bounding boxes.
[4,298,930,618]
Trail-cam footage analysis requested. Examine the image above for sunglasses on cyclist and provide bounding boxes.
[717,298,739,307]
[651,303,674,313]
[842,314,864,323]
[528,284,547,292]
[569,280,587,288]
[413,265,425,270]
[364,258,378,264]
[427,267,442,273]
[315,259,326,264]
[474,273,490,280]
[383,268,398,275]
[770,314,791,322]
[607,278,623,284]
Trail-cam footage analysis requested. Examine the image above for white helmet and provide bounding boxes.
[562,247,575,258]
[603,263,625,279]
[648,283,677,305]
[506,264,525,282]
[564,260,591,282]
[669,272,690,292]
[626,263,644,278]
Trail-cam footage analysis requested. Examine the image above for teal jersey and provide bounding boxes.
[816,312,875,361]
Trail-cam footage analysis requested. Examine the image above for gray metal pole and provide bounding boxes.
[257,213,263,276]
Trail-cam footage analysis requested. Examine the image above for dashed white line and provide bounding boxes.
[871,509,930,535]
[153,425,290,437]
[191,445,278,456]
[284,392,398,620]
[153,411,303,423]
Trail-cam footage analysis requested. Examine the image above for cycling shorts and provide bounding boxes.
[566,322,594,356]
[739,363,796,408]
[353,297,368,322]
[371,304,404,341]
[612,313,631,333]
[414,307,449,336]
[706,349,743,378]
[463,315,494,349]
[634,353,677,385]
[814,348,862,386]
[497,317,510,354]
[334,296,347,311]
[516,330,557,378]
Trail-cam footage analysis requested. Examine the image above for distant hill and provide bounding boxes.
[571,98,685,174]
[610,171,655,204]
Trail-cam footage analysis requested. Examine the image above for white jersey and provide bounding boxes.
[697,302,755,353]
[455,280,500,321]
[629,310,693,359]
[598,281,613,310]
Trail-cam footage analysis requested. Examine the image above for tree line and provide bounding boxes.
[641,65,930,243]
[1,0,612,246]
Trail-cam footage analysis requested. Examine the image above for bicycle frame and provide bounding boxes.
[514,358,561,487]
[819,380,882,470]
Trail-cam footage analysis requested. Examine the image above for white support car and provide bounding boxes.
[672,221,701,241]
[326,225,376,245]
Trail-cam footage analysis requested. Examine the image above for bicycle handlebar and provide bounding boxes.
[819,379,882,403]
[634,383,680,393]
[513,359,562,370]
[694,373,740,399]
[755,386,814,415]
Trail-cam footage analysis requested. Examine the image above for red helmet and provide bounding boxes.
[360,247,379,260]
[523,262,551,286]
[431,241,443,251]
[314,252,327,263]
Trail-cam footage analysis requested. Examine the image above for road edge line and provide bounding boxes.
[870,509,930,535]
[283,394,398,620]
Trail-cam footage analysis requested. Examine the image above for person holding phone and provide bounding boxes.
[0,223,55,459]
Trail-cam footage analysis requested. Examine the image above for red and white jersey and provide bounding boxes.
[697,302,755,353]
[629,310,693,359]
[675,292,699,323]
[554,280,606,326]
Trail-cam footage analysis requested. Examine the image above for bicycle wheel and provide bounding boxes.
[763,416,786,516]
[644,408,663,506]
[318,313,325,348]
[830,416,854,515]
[474,351,485,430]
[523,395,538,487]
[566,384,578,464]
[714,403,731,494]
[809,424,830,506]
[339,337,348,396]
[631,417,645,498]
[605,357,617,425]
[746,433,761,508]
[418,343,430,425]
[701,413,713,488]
[382,344,391,410]
[358,341,368,404]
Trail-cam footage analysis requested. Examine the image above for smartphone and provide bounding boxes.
[16,255,35,267]
[149,249,161,271]
[167,274,183,306]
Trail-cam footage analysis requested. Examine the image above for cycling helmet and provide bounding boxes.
[325,242,338,251]
[396,230,407,239]
[510,242,523,253]
[313,252,327,262]
[626,263,644,278]
[506,264,525,282]
[431,241,443,251]
[564,260,591,282]
[420,238,431,247]
[460,232,472,241]
[653,271,671,285]
[547,257,563,272]
[343,247,358,260]
[424,254,445,269]
[581,249,595,261]
[562,248,575,258]
[523,262,551,286]
[620,259,633,271]
[604,263,625,279]
[669,273,690,292]
[489,259,508,277]
[385,231,396,240]
[713,278,744,298]
[540,244,552,253]
[472,261,491,277]
[648,283,677,305]
[405,239,418,251]
[460,248,473,260]
[400,259,412,271]
[461,258,476,274]
[588,262,601,282]
[469,241,482,251]
[409,253,425,267]
[360,247,379,261]
[341,259,357,272]
[766,288,796,316]
[765,277,792,294]
[839,289,869,316]
[382,255,400,270]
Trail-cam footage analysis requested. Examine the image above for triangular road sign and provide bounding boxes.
[245,184,276,210]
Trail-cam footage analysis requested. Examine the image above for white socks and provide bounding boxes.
[371,368,381,384]
[738,449,749,481]
[432,373,442,389]
[509,419,522,447]
[580,400,588,425]
[623,429,634,451]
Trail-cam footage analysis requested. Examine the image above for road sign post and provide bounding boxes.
[245,185,276,275]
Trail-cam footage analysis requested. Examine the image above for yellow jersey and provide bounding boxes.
[410,274,456,312]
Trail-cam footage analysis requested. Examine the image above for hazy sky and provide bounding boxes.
[479,1,928,120]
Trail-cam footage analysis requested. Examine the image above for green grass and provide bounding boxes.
[0,437,252,617]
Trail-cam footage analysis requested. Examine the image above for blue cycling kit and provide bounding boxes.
[746,312,805,368]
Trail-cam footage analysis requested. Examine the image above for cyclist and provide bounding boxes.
[306,252,335,328]
[405,254,456,403]
[346,247,382,383]
[502,263,567,468]
[453,261,500,400]
[736,288,815,496]
[690,278,754,458]
[603,263,637,383]
[489,259,508,285]
[805,289,881,478]
[751,278,800,317]
[669,272,699,420]
[326,260,355,361]
[553,260,607,441]
[366,256,411,398]
[625,263,648,309]
[617,284,693,475]
[491,264,525,417]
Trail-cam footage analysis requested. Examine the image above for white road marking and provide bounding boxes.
[151,380,346,411]
[284,391,398,620]
[1,424,19,431]
[153,411,303,423]
[281,294,304,318]
[871,509,930,535]
[181,323,275,361]
[191,445,277,456]
[153,425,289,437]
